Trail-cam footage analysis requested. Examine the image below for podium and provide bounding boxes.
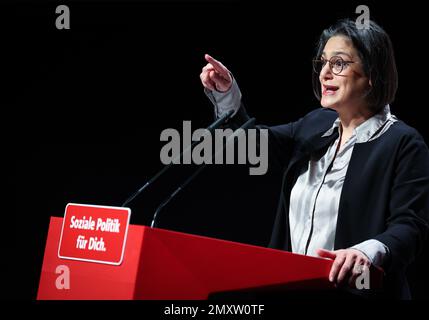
[37,216,339,300]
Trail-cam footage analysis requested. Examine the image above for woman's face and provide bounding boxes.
[319,36,371,112]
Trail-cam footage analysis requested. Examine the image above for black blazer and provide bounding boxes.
[230,105,429,299]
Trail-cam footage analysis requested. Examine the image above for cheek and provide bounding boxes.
[346,73,370,94]
[343,82,368,100]
[339,79,362,97]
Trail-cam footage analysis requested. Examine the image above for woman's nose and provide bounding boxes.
[320,63,333,81]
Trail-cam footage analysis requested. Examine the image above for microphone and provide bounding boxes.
[150,117,256,228]
[121,109,234,207]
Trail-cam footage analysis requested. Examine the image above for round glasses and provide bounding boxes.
[312,56,355,75]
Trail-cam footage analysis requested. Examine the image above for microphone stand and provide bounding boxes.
[121,109,234,207]
[150,117,256,228]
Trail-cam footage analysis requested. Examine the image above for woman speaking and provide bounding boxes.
[200,19,429,299]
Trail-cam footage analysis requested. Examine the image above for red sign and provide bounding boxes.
[58,203,131,265]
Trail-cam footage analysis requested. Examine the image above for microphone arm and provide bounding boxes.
[150,117,256,228]
[121,109,234,207]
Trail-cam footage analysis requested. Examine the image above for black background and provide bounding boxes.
[5,0,429,303]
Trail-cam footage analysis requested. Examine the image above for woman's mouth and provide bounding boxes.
[322,85,339,96]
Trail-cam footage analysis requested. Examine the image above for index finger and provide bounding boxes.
[316,248,337,260]
[205,54,229,77]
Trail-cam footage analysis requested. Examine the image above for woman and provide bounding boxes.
[200,19,429,299]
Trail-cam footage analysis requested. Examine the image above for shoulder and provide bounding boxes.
[384,121,429,166]
[294,107,338,136]
[302,107,338,123]
[268,107,336,135]
[387,120,427,145]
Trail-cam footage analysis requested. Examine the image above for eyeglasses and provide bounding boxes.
[312,56,355,75]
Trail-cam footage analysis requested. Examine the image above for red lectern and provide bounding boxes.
[38,216,337,300]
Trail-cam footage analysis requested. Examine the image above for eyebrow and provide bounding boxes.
[322,51,353,59]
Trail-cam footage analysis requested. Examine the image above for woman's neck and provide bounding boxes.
[337,106,374,136]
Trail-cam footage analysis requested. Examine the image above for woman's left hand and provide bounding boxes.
[317,248,371,287]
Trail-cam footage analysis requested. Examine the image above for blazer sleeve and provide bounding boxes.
[374,130,429,273]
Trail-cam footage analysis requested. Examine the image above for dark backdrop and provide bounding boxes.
[6,0,429,300]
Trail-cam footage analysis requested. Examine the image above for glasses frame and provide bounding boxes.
[312,55,356,75]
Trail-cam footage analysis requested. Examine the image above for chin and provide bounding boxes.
[321,99,334,109]
[321,98,341,111]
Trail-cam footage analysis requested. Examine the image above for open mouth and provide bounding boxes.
[322,84,339,96]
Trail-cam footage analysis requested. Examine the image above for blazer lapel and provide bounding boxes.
[287,130,339,171]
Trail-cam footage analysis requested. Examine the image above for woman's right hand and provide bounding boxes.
[200,54,233,93]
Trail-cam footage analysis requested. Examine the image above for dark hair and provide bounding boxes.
[312,19,398,112]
